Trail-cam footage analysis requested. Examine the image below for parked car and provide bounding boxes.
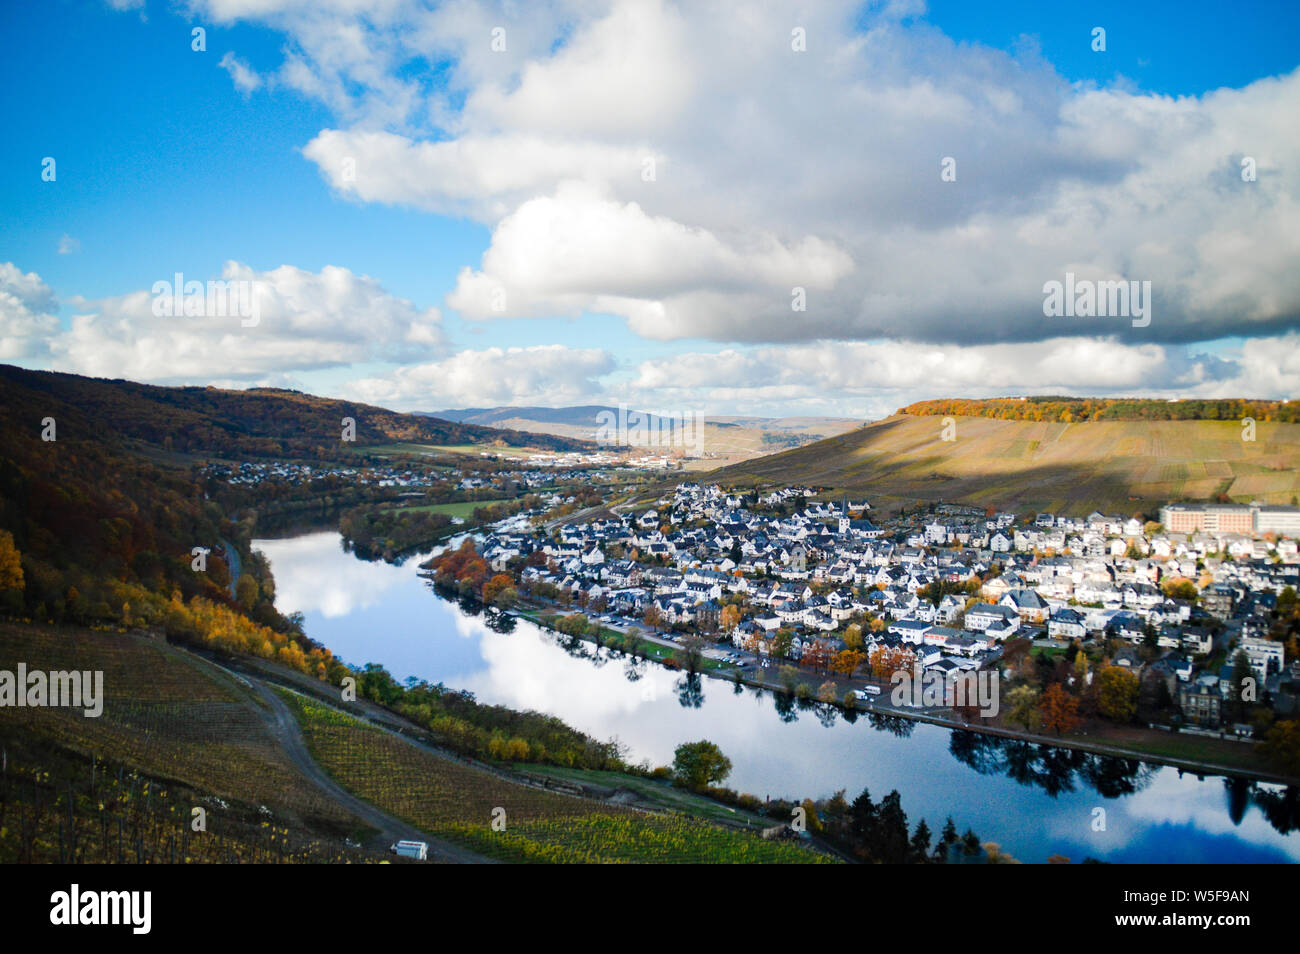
[391,840,428,860]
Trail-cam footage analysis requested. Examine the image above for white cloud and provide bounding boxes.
[240,0,1300,347]
[345,344,614,409]
[625,334,1300,419]
[0,263,59,359]
[446,181,853,325]
[218,51,263,93]
[57,234,81,255]
[49,261,444,384]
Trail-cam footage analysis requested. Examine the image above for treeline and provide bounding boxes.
[340,506,454,562]
[350,662,626,770]
[814,788,1011,863]
[900,397,1300,424]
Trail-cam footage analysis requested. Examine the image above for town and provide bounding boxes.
[463,485,1300,740]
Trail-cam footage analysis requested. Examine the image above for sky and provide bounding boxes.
[1,0,1298,420]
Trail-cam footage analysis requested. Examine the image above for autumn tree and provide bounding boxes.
[1095,665,1140,723]
[1005,685,1042,731]
[719,603,741,633]
[1258,720,1300,776]
[0,530,24,603]
[482,573,515,606]
[1038,683,1081,736]
[842,623,864,650]
[832,649,866,679]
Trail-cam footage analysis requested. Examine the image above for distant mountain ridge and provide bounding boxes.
[426,405,862,464]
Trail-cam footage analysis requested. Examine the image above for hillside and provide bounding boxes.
[0,623,829,864]
[428,403,859,465]
[0,365,590,459]
[708,412,1300,516]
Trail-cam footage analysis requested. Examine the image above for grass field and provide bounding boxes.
[383,498,510,519]
[279,690,832,863]
[710,415,1300,514]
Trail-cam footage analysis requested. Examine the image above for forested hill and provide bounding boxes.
[900,397,1299,424]
[0,364,591,459]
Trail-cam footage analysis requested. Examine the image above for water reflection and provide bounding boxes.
[255,531,1300,864]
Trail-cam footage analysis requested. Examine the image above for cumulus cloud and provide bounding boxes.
[0,263,59,359]
[49,261,444,384]
[626,334,1300,419]
[245,0,1300,346]
[445,181,853,327]
[105,1,1300,416]
[345,344,614,409]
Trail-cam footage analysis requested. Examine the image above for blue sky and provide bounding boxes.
[1,1,1297,417]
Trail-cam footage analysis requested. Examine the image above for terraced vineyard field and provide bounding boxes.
[0,734,380,864]
[0,624,359,835]
[281,692,833,864]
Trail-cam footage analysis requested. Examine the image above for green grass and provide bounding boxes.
[383,499,509,519]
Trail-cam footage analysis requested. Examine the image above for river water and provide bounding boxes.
[255,531,1300,864]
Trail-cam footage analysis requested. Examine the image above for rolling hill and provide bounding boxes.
[429,404,859,465]
[0,364,591,459]
[708,408,1300,516]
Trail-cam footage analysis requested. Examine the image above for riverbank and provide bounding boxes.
[504,601,1297,787]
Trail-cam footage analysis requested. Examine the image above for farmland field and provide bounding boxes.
[279,690,833,864]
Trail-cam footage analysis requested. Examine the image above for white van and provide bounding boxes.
[391,840,428,860]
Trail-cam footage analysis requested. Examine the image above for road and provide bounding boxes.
[209,660,493,864]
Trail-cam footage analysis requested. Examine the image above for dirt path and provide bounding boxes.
[208,660,494,864]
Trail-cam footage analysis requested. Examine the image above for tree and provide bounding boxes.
[1228,648,1256,722]
[832,649,866,679]
[482,573,515,606]
[1005,686,1043,731]
[842,623,864,650]
[1095,665,1140,723]
[909,819,932,864]
[1258,720,1300,776]
[672,740,732,790]
[1038,683,1081,736]
[0,530,24,593]
[719,603,741,633]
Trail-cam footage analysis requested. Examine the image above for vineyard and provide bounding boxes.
[281,692,833,864]
[0,733,383,863]
[0,624,360,836]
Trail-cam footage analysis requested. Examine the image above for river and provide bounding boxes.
[255,530,1300,864]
